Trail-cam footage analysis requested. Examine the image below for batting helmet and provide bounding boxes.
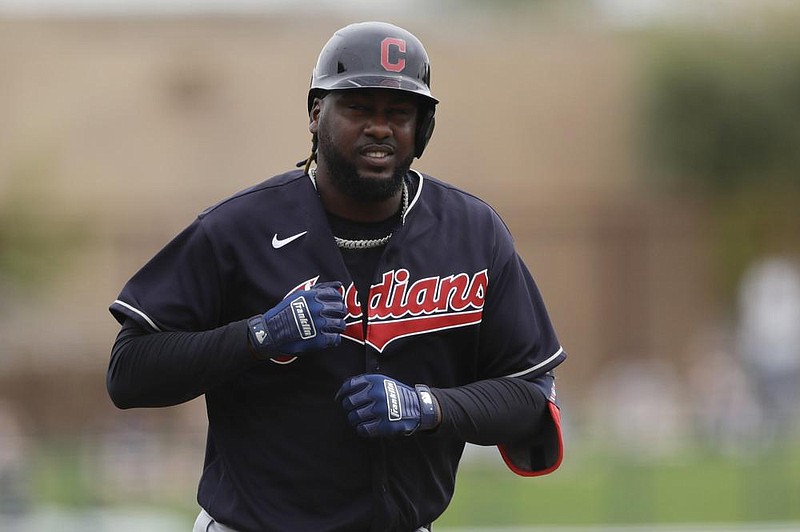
[308,21,438,158]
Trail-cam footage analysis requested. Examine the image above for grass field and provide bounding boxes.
[436,444,800,528]
[20,439,800,529]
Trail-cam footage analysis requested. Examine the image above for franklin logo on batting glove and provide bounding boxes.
[290,297,316,339]
[385,379,402,421]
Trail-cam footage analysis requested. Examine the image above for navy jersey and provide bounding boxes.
[109,169,566,531]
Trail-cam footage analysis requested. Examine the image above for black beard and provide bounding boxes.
[317,130,412,202]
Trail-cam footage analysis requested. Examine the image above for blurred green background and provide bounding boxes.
[1,0,799,530]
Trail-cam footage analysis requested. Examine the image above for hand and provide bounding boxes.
[247,281,346,358]
[335,374,439,438]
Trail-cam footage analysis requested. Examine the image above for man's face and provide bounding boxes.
[312,89,418,202]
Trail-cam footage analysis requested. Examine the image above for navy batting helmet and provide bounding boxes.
[308,21,438,158]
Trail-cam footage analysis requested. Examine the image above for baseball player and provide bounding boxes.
[107,21,566,532]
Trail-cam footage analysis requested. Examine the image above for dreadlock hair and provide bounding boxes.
[296,91,327,173]
[296,133,318,175]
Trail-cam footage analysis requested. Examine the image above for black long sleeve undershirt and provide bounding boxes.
[108,319,549,444]
[107,318,257,409]
[431,377,548,445]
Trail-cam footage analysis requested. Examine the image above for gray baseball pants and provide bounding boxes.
[194,509,430,531]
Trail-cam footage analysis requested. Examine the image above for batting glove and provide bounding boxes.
[335,374,440,438]
[247,281,346,358]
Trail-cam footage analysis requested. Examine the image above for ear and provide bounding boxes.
[309,97,323,135]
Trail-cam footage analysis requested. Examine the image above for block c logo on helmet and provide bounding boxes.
[381,37,406,72]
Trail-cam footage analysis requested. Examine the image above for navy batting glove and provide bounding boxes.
[335,374,439,438]
[248,281,346,358]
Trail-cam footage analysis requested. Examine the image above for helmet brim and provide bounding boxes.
[312,74,438,105]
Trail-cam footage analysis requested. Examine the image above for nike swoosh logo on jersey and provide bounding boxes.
[272,231,308,249]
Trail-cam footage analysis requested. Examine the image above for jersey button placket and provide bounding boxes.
[365,338,380,372]
[364,315,381,372]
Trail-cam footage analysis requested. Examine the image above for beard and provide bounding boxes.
[316,128,413,203]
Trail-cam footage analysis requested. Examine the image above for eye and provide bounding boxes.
[390,107,416,121]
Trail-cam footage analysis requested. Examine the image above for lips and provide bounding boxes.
[360,144,394,161]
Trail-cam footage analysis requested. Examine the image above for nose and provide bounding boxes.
[363,113,392,140]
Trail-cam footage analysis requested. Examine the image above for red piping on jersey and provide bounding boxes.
[497,400,563,477]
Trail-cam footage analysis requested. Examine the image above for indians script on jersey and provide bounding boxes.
[283,268,487,359]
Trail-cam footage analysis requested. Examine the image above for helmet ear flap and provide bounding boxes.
[415,107,435,158]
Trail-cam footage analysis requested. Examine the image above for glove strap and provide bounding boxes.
[415,384,439,431]
[247,315,272,360]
